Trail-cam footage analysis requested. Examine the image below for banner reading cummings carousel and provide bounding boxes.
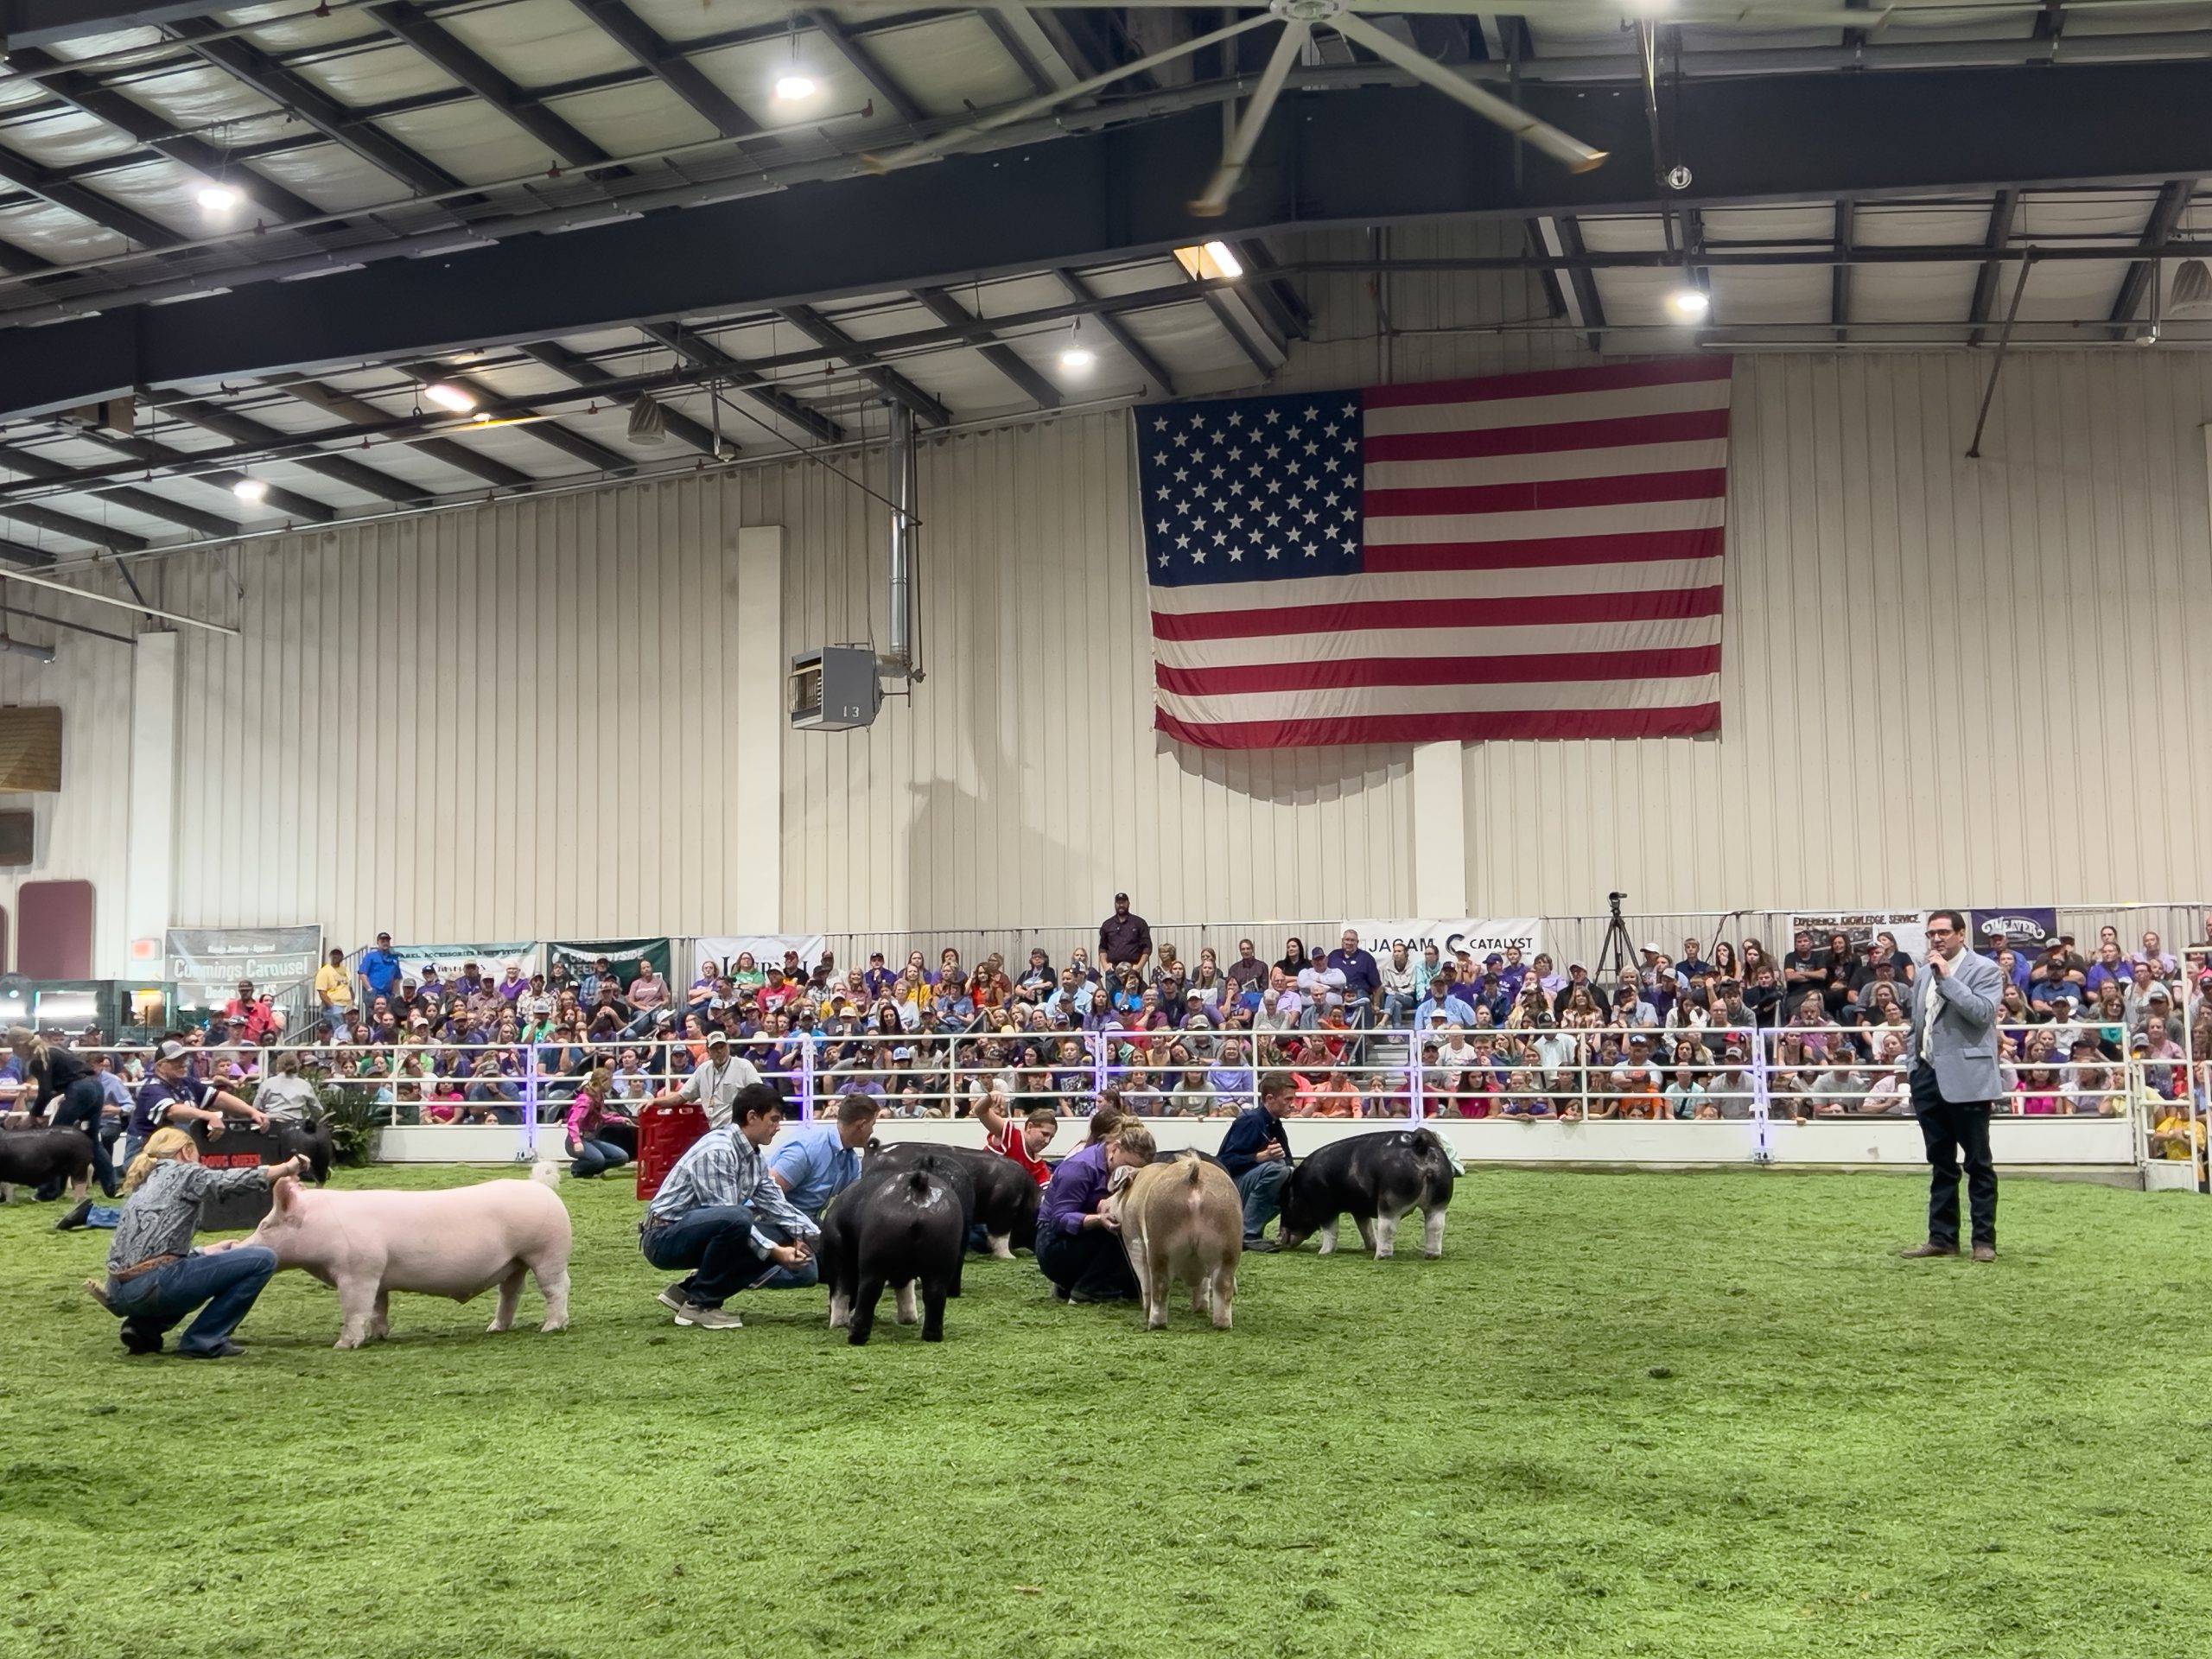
[165,925,322,1010]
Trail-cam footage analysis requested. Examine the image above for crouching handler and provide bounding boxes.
[87,1128,312,1357]
[639,1083,819,1330]
[1036,1122,1154,1303]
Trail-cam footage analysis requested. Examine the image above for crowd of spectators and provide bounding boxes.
[8,906,2210,1140]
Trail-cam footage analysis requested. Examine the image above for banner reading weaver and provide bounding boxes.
[1138,358,1733,749]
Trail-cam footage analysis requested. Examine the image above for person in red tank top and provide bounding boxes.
[976,1090,1058,1185]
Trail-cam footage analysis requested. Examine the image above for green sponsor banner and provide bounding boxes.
[547,938,672,985]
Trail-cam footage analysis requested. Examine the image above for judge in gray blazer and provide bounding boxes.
[1903,908,2005,1261]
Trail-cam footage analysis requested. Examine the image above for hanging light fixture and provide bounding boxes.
[195,182,239,213]
[2171,258,2212,312]
[422,381,475,413]
[1058,321,1096,372]
[627,397,668,443]
[1666,286,1710,321]
[774,18,816,101]
[232,476,269,503]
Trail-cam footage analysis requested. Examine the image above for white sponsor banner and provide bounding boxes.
[1341,918,1544,961]
[390,941,541,985]
[1788,910,1929,960]
[166,925,321,1011]
[692,935,830,977]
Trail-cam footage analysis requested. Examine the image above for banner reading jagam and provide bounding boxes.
[1341,918,1544,961]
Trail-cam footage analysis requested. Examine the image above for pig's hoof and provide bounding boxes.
[539,1319,569,1333]
[1423,1249,1443,1260]
[334,1337,362,1351]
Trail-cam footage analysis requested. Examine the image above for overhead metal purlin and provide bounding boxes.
[10,58,2212,416]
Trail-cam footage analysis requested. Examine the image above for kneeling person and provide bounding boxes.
[1217,1071,1296,1251]
[768,1090,879,1221]
[639,1084,819,1329]
[1035,1122,1154,1303]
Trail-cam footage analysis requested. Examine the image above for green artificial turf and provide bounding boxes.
[3,1164,2209,1659]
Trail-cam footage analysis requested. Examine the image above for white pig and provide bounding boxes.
[1108,1154,1241,1331]
[247,1169,572,1348]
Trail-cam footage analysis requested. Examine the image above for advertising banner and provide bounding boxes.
[548,937,673,983]
[1341,918,1544,961]
[1787,910,1929,961]
[692,935,830,978]
[165,925,322,1011]
[1968,907,2059,957]
[388,941,540,988]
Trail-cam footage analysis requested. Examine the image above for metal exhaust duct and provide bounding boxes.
[880,401,920,683]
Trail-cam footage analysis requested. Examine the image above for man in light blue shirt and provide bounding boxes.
[1414,975,1477,1029]
[767,1091,881,1220]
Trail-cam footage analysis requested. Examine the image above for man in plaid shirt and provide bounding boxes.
[639,1083,818,1330]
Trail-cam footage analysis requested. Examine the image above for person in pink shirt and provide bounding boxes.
[565,1067,633,1179]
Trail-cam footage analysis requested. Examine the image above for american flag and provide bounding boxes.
[1138,357,1733,749]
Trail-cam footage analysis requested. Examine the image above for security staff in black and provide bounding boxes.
[11,1027,118,1200]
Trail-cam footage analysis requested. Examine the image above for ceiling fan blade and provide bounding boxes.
[861,12,1277,174]
[1331,11,1606,174]
[1188,19,1310,218]
[1350,0,1899,25]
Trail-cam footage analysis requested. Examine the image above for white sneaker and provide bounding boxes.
[674,1304,742,1329]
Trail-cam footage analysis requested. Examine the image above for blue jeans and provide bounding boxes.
[105,1246,278,1356]
[639,1205,817,1307]
[568,1135,631,1178]
[1235,1160,1289,1241]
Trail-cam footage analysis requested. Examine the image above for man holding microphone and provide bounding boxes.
[1902,909,2005,1262]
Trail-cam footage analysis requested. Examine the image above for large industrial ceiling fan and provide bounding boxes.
[849,0,1907,214]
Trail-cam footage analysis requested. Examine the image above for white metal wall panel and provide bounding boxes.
[156,479,769,945]
[768,412,1417,933]
[1465,349,2212,914]
[0,581,137,972]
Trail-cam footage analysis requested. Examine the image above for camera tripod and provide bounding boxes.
[1594,890,1636,982]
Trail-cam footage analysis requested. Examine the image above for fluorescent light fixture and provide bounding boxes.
[775,73,817,100]
[195,184,239,213]
[422,381,475,413]
[232,476,270,503]
[1667,287,1710,321]
[1173,242,1245,283]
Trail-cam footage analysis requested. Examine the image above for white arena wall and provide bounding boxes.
[4,222,2212,970]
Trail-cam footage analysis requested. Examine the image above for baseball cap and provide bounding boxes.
[1642,942,1661,954]
[1485,952,1503,964]
[1114,891,1129,901]
[156,1039,189,1063]
[705,1031,730,1046]
[891,1046,914,1060]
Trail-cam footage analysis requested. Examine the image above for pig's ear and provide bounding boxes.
[270,1173,302,1213]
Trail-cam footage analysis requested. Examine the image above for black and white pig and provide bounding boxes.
[1275,1128,1455,1259]
[817,1158,968,1344]
[866,1141,1038,1256]
[0,1128,92,1205]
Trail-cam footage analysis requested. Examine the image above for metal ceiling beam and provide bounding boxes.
[0,441,240,537]
[399,361,635,474]
[1555,215,1607,353]
[78,421,426,510]
[910,287,1061,410]
[2108,177,2197,334]
[18,63,2212,416]
[1966,187,2018,347]
[139,401,340,520]
[0,501,147,551]
[635,322,847,446]
[1233,238,1311,340]
[777,306,952,427]
[804,9,927,127]
[261,376,533,489]
[1200,287,1278,380]
[7,45,325,226]
[1522,218,1570,321]
[0,144,181,247]
[977,10,1058,98]
[1052,267,1179,396]
[369,2,619,173]
[1832,200,1854,337]
[518,340,725,456]
[565,0,764,140]
[0,537,58,568]
[164,14,467,199]
[0,0,230,49]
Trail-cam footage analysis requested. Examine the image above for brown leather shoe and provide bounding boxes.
[1971,1244,1996,1262]
[1899,1242,1958,1258]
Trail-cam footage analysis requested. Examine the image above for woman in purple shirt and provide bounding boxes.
[1035,1120,1155,1303]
